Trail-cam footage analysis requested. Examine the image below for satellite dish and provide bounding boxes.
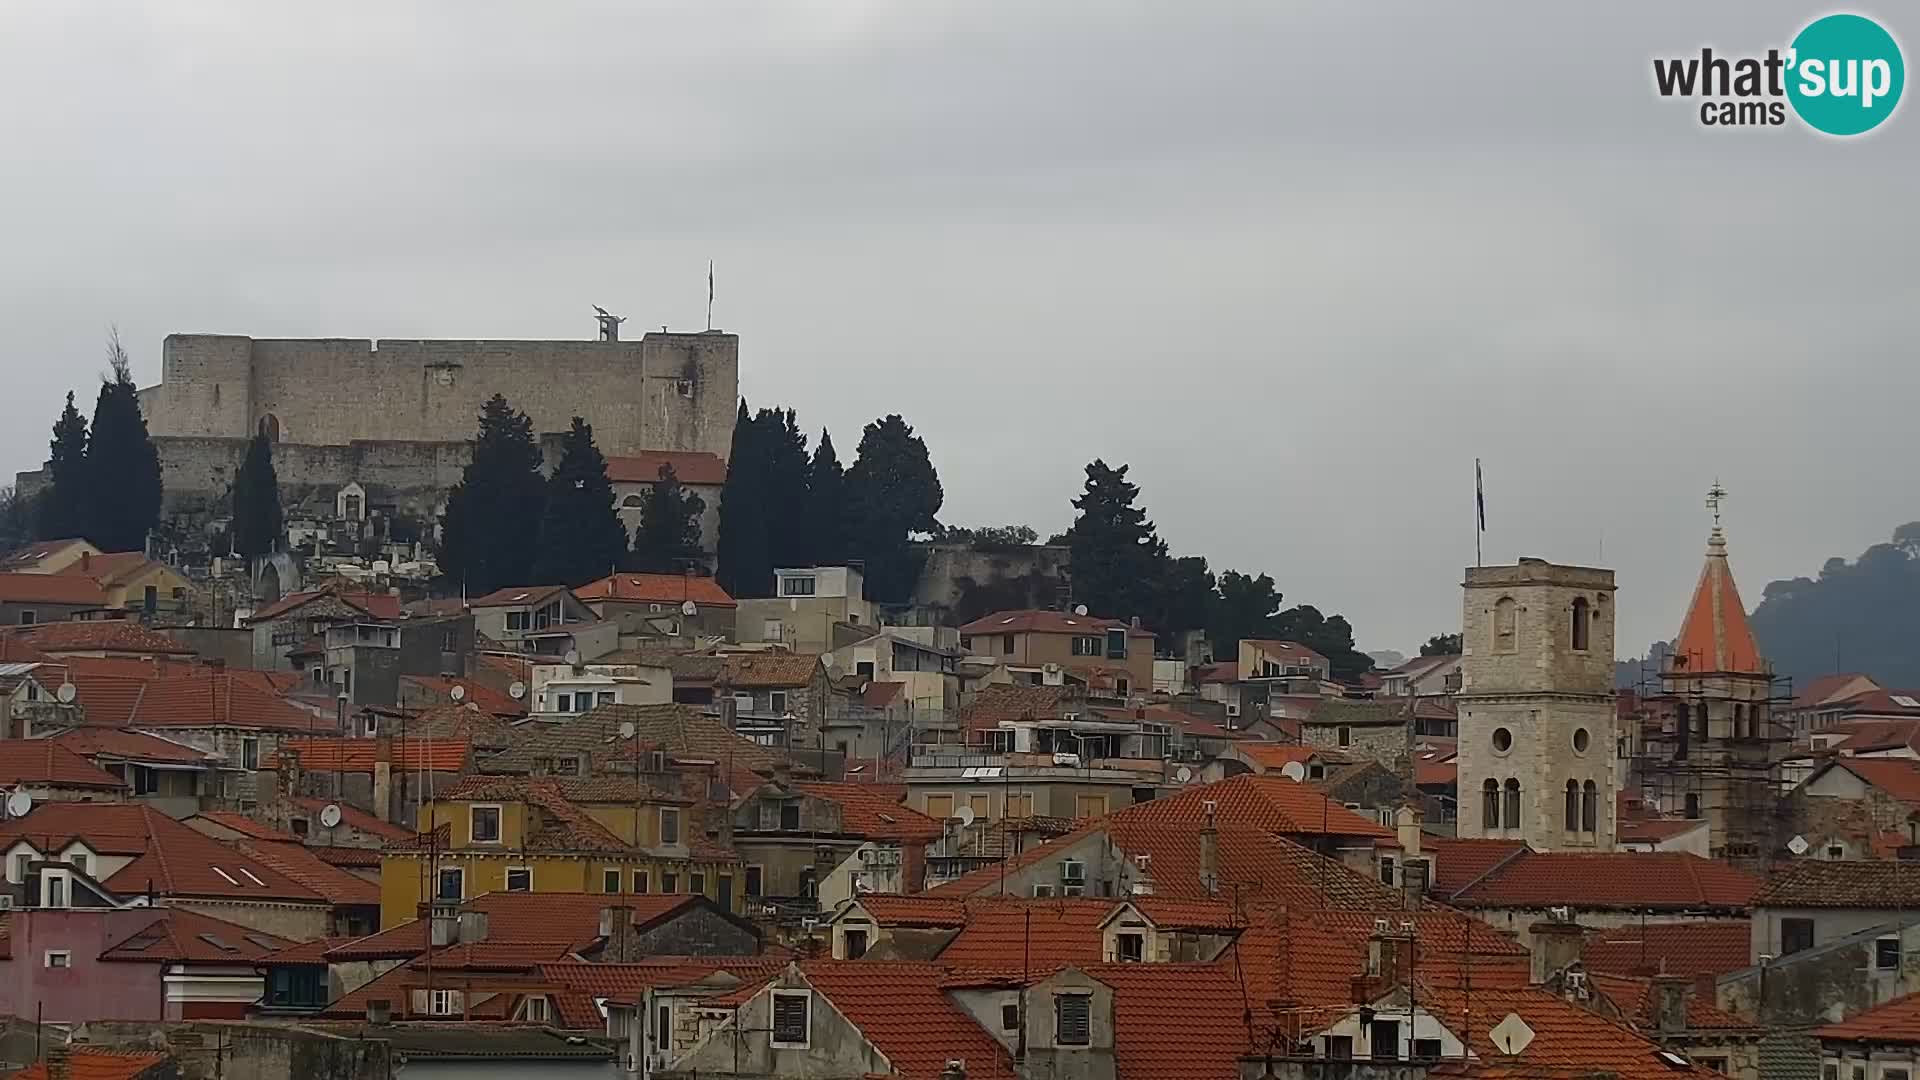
[955,806,977,828]
[56,682,76,704]
[319,803,343,829]
[1174,765,1194,784]
[5,789,32,818]
[1787,835,1810,856]
[1073,604,1089,617]
[565,649,582,668]
[681,600,698,616]
[1489,1012,1535,1056]
[618,721,637,740]
[508,681,527,700]
[1279,761,1308,783]
[449,685,467,703]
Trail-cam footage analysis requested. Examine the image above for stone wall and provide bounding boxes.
[910,541,1070,626]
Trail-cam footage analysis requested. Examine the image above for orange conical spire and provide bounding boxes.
[1673,482,1764,675]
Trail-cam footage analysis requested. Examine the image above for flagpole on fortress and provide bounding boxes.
[707,260,714,332]
[1474,458,1485,568]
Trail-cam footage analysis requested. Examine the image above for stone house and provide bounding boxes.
[573,570,737,645]
[1813,989,1920,1080]
[1440,849,1760,947]
[243,586,404,670]
[718,651,828,749]
[465,584,617,660]
[1300,698,1414,768]
[1237,638,1330,681]
[46,727,222,818]
[956,607,1155,698]
[606,450,728,560]
[731,778,941,911]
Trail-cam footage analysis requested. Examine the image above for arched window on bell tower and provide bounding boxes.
[1482,780,1501,833]
[1503,779,1521,831]
[1570,598,1591,652]
[1564,781,1579,833]
[1581,781,1598,835]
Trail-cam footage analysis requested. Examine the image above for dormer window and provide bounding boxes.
[1055,993,1093,1046]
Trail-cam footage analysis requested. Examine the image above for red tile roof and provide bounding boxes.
[1109,772,1396,842]
[466,584,572,609]
[400,675,528,717]
[720,652,821,689]
[1670,531,1765,675]
[48,727,212,765]
[797,961,1015,1080]
[247,587,403,622]
[288,796,417,843]
[1450,851,1761,911]
[790,781,942,842]
[1617,817,1708,844]
[0,803,325,903]
[1821,757,1920,806]
[957,609,1155,638]
[61,669,332,733]
[1233,742,1320,771]
[1583,920,1752,984]
[1241,638,1329,665]
[574,572,735,608]
[1586,970,1758,1032]
[98,906,291,963]
[1092,962,1252,1080]
[860,681,905,708]
[270,737,471,773]
[937,898,1118,970]
[1109,820,1404,907]
[0,738,127,789]
[1816,989,1920,1043]
[1424,836,1528,897]
[55,551,161,586]
[240,839,381,906]
[325,892,703,961]
[3,619,191,654]
[189,812,303,842]
[605,450,729,486]
[960,683,1076,731]
[1752,859,1920,908]
[8,1048,170,1080]
[846,894,973,928]
[0,572,107,606]
[1796,673,1881,709]
[1420,986,1710,1080]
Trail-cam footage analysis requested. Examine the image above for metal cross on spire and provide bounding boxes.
[1706,478,1728,528]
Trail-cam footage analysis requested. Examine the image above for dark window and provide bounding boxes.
[1503,778,1521,829]
[1878,937,1902,970]
[1117,933,1144,962]
[772,993,809,1044]
[717,875,733,909]
[691,872,705,895]
[1338,725,1351,747]
[1378,858,1395,885]
[1002,634,1015,655]
[745,866,762,896]
[662,872,679,893]
[1056,993,1092,1046]
[1001,1003,1021,1032]
[1685,793,1701,819]
[1327,1035,1353,1060]
[436,867,463,901]
[1370,1019,1400,1060]
[845,928,869,959]
[1565,781,1579,832]
[604,869,621,893]
[1697,702,1710,741]
[661,809,681,845]
[1105,628,1127,660]
[506,868,531,892]
[780,802,801,830]
[1413,1039,1444,1060]
[1885,1070,1909,1080]
[632,870,649,894]
[1822,1067,1838,1080]
[471,805,501,843]
[1582,781,1598,834]
[290,817,309,837]
[1570,598,1590,651]
[1482,779,1501,832]
[1782,917,1815,955]
[1699,1058,1729,1075]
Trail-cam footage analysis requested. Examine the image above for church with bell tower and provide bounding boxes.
[1456,557,1620,850]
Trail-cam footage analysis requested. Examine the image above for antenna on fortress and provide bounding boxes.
[592,305,626,342]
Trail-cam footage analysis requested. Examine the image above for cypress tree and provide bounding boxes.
[231,429,284,557]
[1063,459,1168,622]
[83,333,163,552]
[37,391,89,540]
[845,414,943,602]
[716,400,773,597]
[441,394,546,595]
[804,430,849,565]
[762,408,811,569]
[531,417,627,587]
[630,463,707,573]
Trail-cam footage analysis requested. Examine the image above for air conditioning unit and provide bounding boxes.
[1061,859,1086,884]
[0,896,13,910]
[1032,884,1055,898]
[1062,884,1086,897]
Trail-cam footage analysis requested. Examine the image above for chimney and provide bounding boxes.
[372,734,395,824]
[80,550,91,573]
[46,1042,70,1080]
[276,747,304,802]
[1199,800,1219,896]
[1652,975,1689,1035]
[719,696,738,730]
[1368,922,1416,989]
[772,759,792,787]
[366,999,393,1025]
[1528,912,1586,984]
[941,1060,969,1080]
[599,905,631,939]
[431,911,459,946]
[457,910,489,944]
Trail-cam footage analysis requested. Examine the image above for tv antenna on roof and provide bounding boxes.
[592,306,626,342]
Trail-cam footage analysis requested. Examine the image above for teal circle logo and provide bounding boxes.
[1787,14,1904,135]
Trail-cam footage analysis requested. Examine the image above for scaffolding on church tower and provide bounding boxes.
[1623,481,1796,869]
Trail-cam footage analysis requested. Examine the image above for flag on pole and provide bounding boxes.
[1475,458,1486,531]
[708,260,714,305]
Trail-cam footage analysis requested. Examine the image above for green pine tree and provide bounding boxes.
[441,394,546,595]
[1063,459,1167,623]
[83,332,163,552]
[630,463,707,572]
[231,429,284,557]
[37,391,89,540]
[531,417,628,587]
[804,430,849,565]
[846,414,943,602]
[716,400,773,597]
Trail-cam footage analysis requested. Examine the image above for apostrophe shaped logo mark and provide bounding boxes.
[1787,13,1904,135]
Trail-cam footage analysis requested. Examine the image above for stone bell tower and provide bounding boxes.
[1456,558,1619,850]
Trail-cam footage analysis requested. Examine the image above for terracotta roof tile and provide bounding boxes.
[1821,757,1920,806]
[1753,859,1920,908]
[1233,742,1320,771]
[248,587,403,622]
[574,572,735,608]
[1451,851,1760,911]
[379,703,519,750]
[287,796,418,843]
[789,781,943,842]
[240,839,381,906]
[189,811,303,842]
[0,572,107,606]
[481,702,778,778]
[1816,989,1920,1043]
[8,1047,170,1080]
[958,609,1154,638]
[270,737,471,773]
[605,450,729,486]
[1092,962,1252,1080]
[400,676,528,717]
[845,894,973,928]
[55,668,333,733]
[0,738,126,789]
[466,584,572,609]
[0,802,326,902]
[48,727,212,765]
[1586,970,1761,1032]
[1109,772,1396,841]
[795,961,1016,1080]
[720,652,821,689]
[3,619,191,654]
[98,906,291,963]
[55,551,160,587]
[860,681,905,708]
[1670,531,1765,675]
[1424,836,1529,897]
[1419,986,1711,1080]
[324,892,702,961]
[937,898,1119,970]
[960,683,1077,732]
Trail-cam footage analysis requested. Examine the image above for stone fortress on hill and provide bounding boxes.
[21,321,739,526]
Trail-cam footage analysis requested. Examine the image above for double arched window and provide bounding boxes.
[1564,780,1600,836]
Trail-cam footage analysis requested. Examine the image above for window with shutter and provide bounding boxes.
[771,992,809,1046]
[1055,993,1092,1046]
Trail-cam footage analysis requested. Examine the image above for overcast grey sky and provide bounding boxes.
[2,2,1913,657]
